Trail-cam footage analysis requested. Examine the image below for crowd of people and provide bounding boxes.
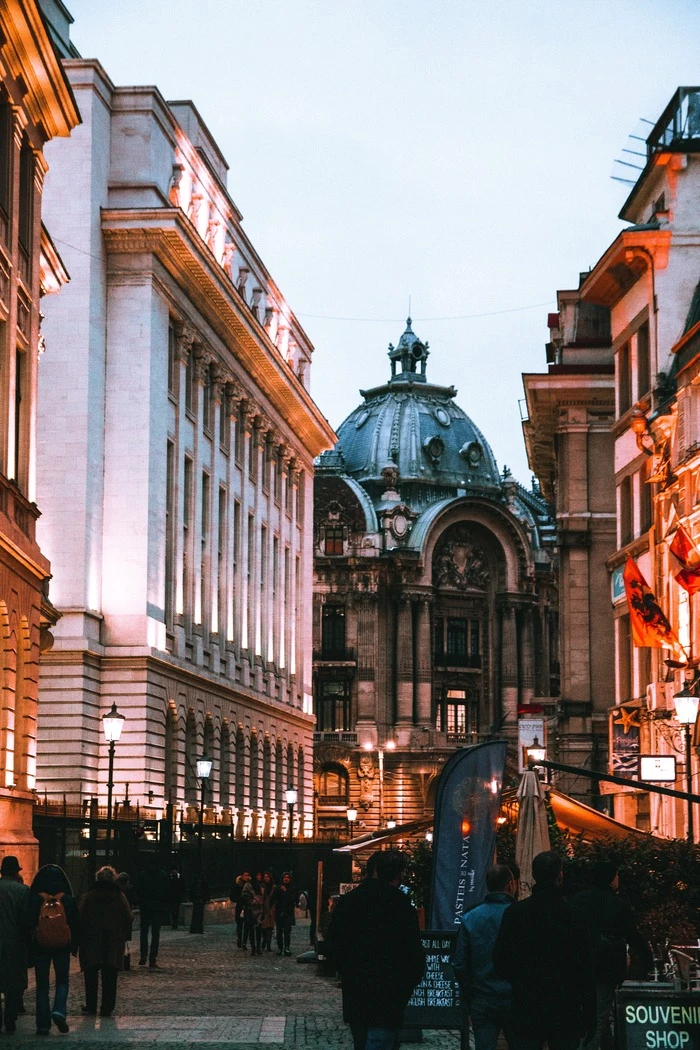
[229,869,305,957]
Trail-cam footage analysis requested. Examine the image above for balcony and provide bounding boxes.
[0,474,38,543]
[646,88,700,161]
[433,652,481,669]
[313,647,356,665]
[313,731,358,746]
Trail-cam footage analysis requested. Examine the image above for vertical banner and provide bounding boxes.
[429,741,508,931]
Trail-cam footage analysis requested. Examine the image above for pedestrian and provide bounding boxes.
[271,871,296,956]
[78,865,132,1018]
[115,873,134,970]
[572,860,652,1050]
[453,864,518,1050]
[260,872,276,952]
[231,870,251,949]
[0,856,29,1034]
[27,863,80,1036]
[241,874,263,955]
[168,869,186,930]
[325,849,425,1050]
[493,851,596,1050]
[136,855,169,969]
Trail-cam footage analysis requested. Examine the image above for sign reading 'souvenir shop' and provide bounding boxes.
[616,988,700,1050]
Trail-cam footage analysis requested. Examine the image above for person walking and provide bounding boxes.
[272,871,296,956]
[493,851,596,1050]
[325,849,425,1050]
[453,864,517,1050]
[260,872,276,952]
[27,863,80,1036]
[78,865,132,1018]
[136,855,169,969]
[241,875,263,956]
[572,861,652,1050]
[231,871,251,949]
[0,856,29,1034]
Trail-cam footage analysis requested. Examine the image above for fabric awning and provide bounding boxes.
[333,817,432,853]
[547,788,646,841]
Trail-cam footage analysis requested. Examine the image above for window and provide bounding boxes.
[167,323,177,397]
[18,144,33,258]
[0,98,11,221]
[447,618,467,659]
[165,440,175,629]
[184,351,194,416]
[235,403,245,463]
[201,471,210,626]
[285,468,294,516]
[260,523,267,656]
[321,605,346,657]
[324,525,344,556]
[13,350,23,485]
[434,616,481,667]
[640,463,653,534]
[246,514,254,649]
[273,537,279,662]
[617,613,632,704]
[435,689,479,740]
[296,472,304,524]
[262,434,272,491]
[183,456,193,616]
[217,486,227,637]
[618,341,632,416]
[619,475,632,547]
[637,322,651,399]
[202,365,212,432]
[274,450,282,504]
[219,387,229,449]
[316,685,351,733]
[249,426,258,483]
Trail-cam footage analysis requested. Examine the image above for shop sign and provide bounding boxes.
[616,988,700,1050]
[404,931,462,1028]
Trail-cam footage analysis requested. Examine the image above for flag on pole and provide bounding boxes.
[623,557,684,655]
[668,523,700,595]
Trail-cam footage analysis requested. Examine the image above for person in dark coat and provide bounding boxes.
[572,861,652,1050]
[271,871,296,956]
[0,856,29,1034]
[79,865,133,1018]
[260,872,276,952]
[325,850,425,1050]
[27,863,80,1036]
[231,871,251,949]
[168,869,186,930]
[241,876,263,955]
[136,855,169,968]
[493,851,596,1050]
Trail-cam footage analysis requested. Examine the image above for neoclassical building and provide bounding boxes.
[35,33,335,838]
[0,0,79,873]
[313,321,558,838]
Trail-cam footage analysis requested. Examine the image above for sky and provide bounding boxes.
[64,0,700,483]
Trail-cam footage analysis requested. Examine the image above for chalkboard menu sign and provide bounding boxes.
[404,931,462,1028]
[616,986,700,1050]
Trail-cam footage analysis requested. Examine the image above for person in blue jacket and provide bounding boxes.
[453,864,518,1050]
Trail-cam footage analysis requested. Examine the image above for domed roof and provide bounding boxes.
[323,319,502,506]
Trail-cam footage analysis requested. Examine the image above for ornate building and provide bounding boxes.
[0,0,79,873]
[313,320,558,839]
[34,26,335,838]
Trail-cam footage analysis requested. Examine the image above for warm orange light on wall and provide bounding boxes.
[461,818,471,836]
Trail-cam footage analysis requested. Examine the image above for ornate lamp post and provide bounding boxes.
[346,805,357,841]
[285,785,297,844]
[189,756,212,934]
[101,702,125,864]
[362,739,395,826]
[525,736,546,769]
[673,685,699,844]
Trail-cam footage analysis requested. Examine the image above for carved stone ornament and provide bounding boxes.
[168,163,185,207]
[357,754,376,811]
[433,523,490,590]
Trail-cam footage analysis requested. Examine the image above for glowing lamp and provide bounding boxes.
[362,741,373,752]
[425,830,433,843]
[385,740,396,751]
[461,818,471,836]
[673,687,700,726]
[285,786,298,806]
[386,816,396,830]
[346,806,357,823]
[102,702,125,743]
[196,757,213,780]
[526,736,546,766]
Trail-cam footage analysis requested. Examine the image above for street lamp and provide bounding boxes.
[190,756,213,934]
[363,739,395,825]
[346,805,357,841]
[673,685,699,844]
[386,815,397,830]
[102,702,125,864]
[285,785,297,844]
[525,736,546,769]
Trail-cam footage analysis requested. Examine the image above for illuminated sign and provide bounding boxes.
[639,755,677,783]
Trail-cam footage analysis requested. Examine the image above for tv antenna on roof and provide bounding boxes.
[611,117,652,186]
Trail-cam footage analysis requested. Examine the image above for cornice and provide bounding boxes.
[101,208,336,457]
[0,0,80,140]
[580,228,671,309]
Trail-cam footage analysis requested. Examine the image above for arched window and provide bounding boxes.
[262,736,272,809]
[220,721,230,808]
[203,715,214,800]
[249,731,259,809]
[164,701,178,802]
[185,709,197,803]
[317,763,349,805]
[297,747,304,817]
[235,726,246,807]
[275,740,284,810]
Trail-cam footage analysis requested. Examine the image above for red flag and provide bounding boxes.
[668,523,700,594]
[623,557,683,654]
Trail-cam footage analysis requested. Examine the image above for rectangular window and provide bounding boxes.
[296,472,304,524]
[18,144,33,258]
[184,351,194,416]
[272,536,279,661]
[202,365,212,433]
[637,322,651,399]
[618,341,632,416]
[165,440,175,629]
[201,471,210,626]
[249,429,258,483]
[274,451,282,503]
[247,513,255,649]
[321,605,346,657]
[217,486,227,637]
[445,689,479,739]
[285,469,294,516]
[13,349,23,485]
[446,618,467,658]
[619,475,632,547]
[167,323,177,397]
[183,456,193,616]
[317,680,351,732]
[219,387,229,450]
[324,525,344,556]
[260,523,267,656]
[470,620,480,659]
[232,499,241,643]
[0,99,11,221]
[235,403,245,463]
[617,613,632,703]
[262,435,271,492]
[640,463,653,534]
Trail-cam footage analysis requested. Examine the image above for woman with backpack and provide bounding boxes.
[27,864,80,1036]
[78,866,132,1018]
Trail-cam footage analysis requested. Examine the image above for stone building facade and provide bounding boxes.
[313,321,558,839]
[35,47,335,836]
[522,289,616,802]
[0,0,79,872]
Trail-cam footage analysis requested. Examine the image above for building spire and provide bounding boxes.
[387,317,429,383]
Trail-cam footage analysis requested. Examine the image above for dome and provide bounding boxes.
[322,319,502,508]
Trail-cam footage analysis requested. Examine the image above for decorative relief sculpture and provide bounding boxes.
[222,238,236,275]
[188,191,203,227]
[357,754,376,811]
[433,523,490,589]
[168,163,185,207]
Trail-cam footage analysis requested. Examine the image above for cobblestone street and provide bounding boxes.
[11,919,461,1049]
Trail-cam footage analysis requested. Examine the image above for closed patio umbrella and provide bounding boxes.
[515,770,550,898]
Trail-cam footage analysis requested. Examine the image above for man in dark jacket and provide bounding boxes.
[325,850,425,1050]
[572,861,652,1050]
[136,856,169,969]
[453,864,517,1050]
[493,851,595,1050]
[0,856,29,1034]
[27,864,80,1036]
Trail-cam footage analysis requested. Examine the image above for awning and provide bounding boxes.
[547,788,646,841]
[333,817,432,853]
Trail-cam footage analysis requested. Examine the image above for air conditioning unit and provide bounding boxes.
[646,682,675,716]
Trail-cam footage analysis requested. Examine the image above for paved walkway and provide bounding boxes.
[10,919,462,1049]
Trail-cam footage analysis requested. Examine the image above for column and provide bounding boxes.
[519,605,536,705]
[396,598,414,726]
[415,598,432,726]
[173,322,194,657]
[499,599,518,730]
[356,595,378,725]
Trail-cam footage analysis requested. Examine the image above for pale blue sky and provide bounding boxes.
[65,0,700,482]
